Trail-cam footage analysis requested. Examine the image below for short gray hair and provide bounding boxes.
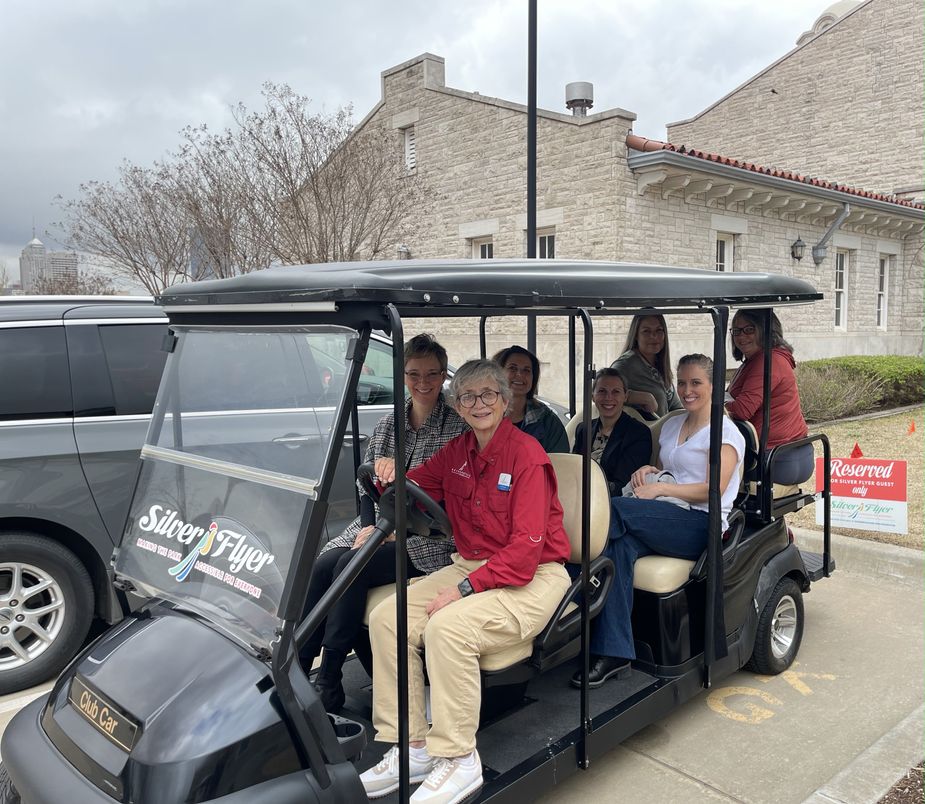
[449,359,512,404]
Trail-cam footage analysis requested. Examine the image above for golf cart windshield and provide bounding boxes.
[114,325,356,653]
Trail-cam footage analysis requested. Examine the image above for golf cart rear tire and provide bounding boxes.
[0,764,21,804]
[0,533,94,695]
[747,576,804,675]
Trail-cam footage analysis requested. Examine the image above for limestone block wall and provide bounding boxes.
[667,0,924,197]
[354,54,922,408]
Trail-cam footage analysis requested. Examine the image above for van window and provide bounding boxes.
[0,327,72,420]
[98,324,169,416]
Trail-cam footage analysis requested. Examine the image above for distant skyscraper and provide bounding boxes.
[19,238,78,293]
[19,238,46,293]
[47,251,79,284]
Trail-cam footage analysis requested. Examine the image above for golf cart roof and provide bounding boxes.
[158,259,821,319]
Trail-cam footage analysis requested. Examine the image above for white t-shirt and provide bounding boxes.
[658,414,745,531]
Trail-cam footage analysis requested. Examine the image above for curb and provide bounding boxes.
[801,704,924,804]
[792,527,923,588]
[809,402,922,430]
[795,529,923,804]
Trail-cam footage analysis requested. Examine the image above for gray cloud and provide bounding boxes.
[2,0,822,279]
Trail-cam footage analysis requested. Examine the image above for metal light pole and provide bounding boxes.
[526,0,538,354]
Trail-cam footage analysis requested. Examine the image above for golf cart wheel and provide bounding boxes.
[747,576,804,675]
[0,764,21,804]
[0,533,94,695]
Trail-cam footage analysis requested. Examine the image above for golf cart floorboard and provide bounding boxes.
[800,549,835,581]
[338,656,656,800]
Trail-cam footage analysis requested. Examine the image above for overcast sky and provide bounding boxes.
[1,0,833,281]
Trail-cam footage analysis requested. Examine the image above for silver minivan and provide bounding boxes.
[0,298,566,693]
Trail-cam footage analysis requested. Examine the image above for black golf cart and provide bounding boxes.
[0,259,834,803]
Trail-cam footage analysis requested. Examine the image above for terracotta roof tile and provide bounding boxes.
[625,134,925,211]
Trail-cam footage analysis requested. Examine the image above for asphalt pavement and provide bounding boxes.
[0,529,921,803]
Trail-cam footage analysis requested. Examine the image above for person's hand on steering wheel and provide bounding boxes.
[374,457,397,485]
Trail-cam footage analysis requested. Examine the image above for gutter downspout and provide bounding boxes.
[812,203,851,265]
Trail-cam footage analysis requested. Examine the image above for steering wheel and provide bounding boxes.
[356,462,453,540]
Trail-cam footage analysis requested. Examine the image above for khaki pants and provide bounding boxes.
[369,553,570,757]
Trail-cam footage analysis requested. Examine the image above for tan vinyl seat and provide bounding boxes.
[363,453,612,672]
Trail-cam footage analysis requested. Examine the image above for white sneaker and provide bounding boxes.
[410,751,483,804]
[359,745,435,799]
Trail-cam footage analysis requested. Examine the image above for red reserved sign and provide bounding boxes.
[816,457,907,502]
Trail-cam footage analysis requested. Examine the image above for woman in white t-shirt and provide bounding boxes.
[571,353,745,690]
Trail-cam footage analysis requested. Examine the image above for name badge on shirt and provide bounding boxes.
[497,472,512,492]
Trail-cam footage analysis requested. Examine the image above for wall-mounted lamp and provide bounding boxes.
[396,244,411,260]
[790,237,806,261]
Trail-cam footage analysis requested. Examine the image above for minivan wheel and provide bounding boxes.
[0,764,21,804]
[747,576,804,675]
[0,534,94,694]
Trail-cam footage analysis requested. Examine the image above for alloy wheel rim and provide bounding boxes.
[770,594,798,660]
[0,561,66,671]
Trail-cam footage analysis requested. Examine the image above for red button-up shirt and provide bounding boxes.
[407,418,570,592]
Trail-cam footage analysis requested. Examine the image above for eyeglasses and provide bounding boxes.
[457,389,500,408]
[404,370,444,382]
[730,325,756,336]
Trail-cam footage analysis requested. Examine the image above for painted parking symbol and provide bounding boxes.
[707,663,839,723]
[706,686,784,724]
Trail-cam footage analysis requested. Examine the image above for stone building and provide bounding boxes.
[668,0,923,200]
[349,1,923,398]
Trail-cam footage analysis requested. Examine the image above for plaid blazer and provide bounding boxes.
[321,394,467,573]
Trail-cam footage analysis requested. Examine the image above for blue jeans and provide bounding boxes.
[593,498,709,659]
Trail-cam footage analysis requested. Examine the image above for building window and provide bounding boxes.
[471,237,493,259]
[876,255,892,329]
[715,233,734,271]
[834,249,849,329]
[537,231,556,259]
[403,126,416,171]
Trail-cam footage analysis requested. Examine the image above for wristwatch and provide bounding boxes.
[457,578,475,597]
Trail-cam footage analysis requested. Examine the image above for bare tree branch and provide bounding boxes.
[31,267,117,295]
[53,82,422,290]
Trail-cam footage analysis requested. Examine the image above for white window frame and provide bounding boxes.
[537,230,556,259]
[471,237,493,259]
[715,233,735,272]
[834,249,849,329]
[876,254,891,329]
[402,126,416,171]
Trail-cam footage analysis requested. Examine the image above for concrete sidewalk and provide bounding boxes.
[537,529,923,804]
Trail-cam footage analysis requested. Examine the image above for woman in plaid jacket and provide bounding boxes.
[300,334,466,713]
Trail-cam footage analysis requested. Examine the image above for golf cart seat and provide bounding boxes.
[362,453,615,680]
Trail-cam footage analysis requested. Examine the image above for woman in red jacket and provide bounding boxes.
[725,309,814,485]
[360,358,570,804]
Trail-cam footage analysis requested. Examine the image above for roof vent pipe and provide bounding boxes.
[565,82,594,116]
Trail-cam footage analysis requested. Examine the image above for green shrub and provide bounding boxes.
[800,355,924,409]
[796,364,883,422]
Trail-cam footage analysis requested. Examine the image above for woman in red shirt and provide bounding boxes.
[725,309,814,485]
[360,359,570,804]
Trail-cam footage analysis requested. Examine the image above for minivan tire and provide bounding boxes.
[0,534,94,694]
[0,764,21,804]
[747,576,804,675]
